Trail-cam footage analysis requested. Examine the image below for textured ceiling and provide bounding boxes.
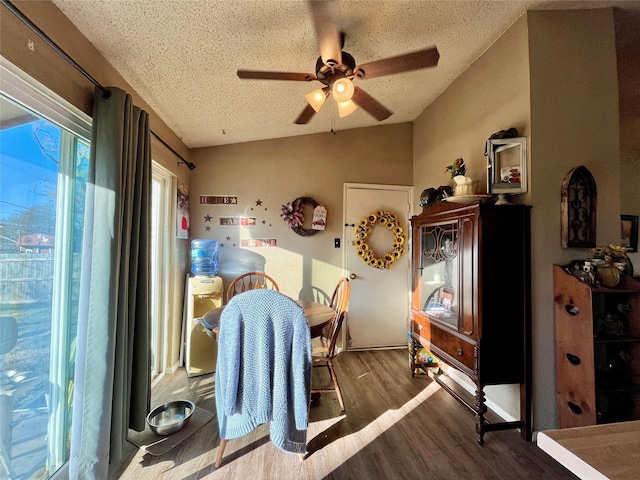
[50,0,640,148]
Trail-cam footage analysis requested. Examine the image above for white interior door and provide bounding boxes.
[343,183,413,349]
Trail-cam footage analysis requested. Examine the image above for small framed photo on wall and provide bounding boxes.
[621,215,638,252]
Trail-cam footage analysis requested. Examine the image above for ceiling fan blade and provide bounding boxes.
[307,0,342,66]
[356,47,440,79]
[351,86,393,121]
[237,70,316,82]
[294,104,316,125]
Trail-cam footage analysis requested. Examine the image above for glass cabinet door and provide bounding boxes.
[420,221,459,329]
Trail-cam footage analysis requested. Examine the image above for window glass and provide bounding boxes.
[1,67,90,480]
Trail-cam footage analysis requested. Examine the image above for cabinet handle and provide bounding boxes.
[457,347,463,356]
[564,305,580,316]
[566,353,581,365]
[567,401,582,415]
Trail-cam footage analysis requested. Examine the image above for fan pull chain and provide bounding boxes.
[330,105,336,135]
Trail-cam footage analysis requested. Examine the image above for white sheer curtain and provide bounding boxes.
[70,87,151,479]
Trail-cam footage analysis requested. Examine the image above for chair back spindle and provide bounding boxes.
[226,271,279,302]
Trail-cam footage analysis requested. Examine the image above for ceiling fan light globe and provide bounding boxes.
[332,78,354,102]
[305,89,327,112]
[337,99,357,118]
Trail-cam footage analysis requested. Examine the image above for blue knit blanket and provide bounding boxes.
[215,289,312,454]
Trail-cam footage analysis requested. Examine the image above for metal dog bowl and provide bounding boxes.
[146,400,195,436]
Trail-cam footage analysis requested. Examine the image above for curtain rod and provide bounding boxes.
[1,0,191,167]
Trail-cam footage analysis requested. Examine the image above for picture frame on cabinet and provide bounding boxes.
[621,214,638,252]
[440,288,454,310]
[486,137,527,195]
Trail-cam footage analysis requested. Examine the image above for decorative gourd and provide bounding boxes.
[596,264,621,288]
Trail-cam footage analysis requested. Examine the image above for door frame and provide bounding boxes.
[342,183,414,351]
[151,162,175,384]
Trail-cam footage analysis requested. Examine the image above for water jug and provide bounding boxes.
[191,239,219,276]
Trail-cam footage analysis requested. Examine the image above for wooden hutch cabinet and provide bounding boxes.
[409,200,532,444]
[553,265,640,428]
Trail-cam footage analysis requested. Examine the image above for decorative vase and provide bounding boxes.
[596,264,621,288]
[453,175,478,196]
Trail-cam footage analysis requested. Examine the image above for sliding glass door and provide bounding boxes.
[1,60,90,479]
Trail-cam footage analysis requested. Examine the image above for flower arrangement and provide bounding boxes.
[589,244,631,273]
[588,245,633,290]
[444,157,466,179]
[280,197,305,228]
[281,196,321,236]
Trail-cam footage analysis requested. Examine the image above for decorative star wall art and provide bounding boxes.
[199,195,277,248]
[247,198,271,226]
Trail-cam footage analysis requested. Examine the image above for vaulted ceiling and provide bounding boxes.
[50,0,640,148]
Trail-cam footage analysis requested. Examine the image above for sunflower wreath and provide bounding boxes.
[354,210,406,269]
[281,196,320,237]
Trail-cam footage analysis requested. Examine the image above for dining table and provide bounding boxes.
[198,297,335,402]
[199,298,335,338]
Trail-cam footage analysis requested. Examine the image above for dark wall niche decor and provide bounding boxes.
[561,166,597,248]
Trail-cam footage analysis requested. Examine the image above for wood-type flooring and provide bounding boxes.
[110,349,576,480]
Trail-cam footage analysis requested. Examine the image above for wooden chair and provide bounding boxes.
[225,271,279,303]
[311,277,350,413]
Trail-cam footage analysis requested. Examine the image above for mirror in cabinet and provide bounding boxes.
[420,221,459,329]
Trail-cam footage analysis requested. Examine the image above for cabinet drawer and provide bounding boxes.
[413,315,476,373]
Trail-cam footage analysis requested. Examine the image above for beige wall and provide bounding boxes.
[413,9,622,432]
[617,9,640,269]
[413,15,531,206]
[528,9,620,431]
[190,124,413,299]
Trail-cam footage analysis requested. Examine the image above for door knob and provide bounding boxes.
[350,273,357,280]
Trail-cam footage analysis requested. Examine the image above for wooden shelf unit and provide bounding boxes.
[553,265,640,429]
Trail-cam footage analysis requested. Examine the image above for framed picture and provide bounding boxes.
[621,215,638,252]
[441,288,454,310]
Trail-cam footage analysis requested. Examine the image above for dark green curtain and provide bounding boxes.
[70,87,151,479]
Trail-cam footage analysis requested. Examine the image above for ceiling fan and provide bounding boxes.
[236,1,440,125]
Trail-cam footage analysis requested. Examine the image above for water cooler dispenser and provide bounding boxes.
[183,275,223,377]
[182,239,222,377]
